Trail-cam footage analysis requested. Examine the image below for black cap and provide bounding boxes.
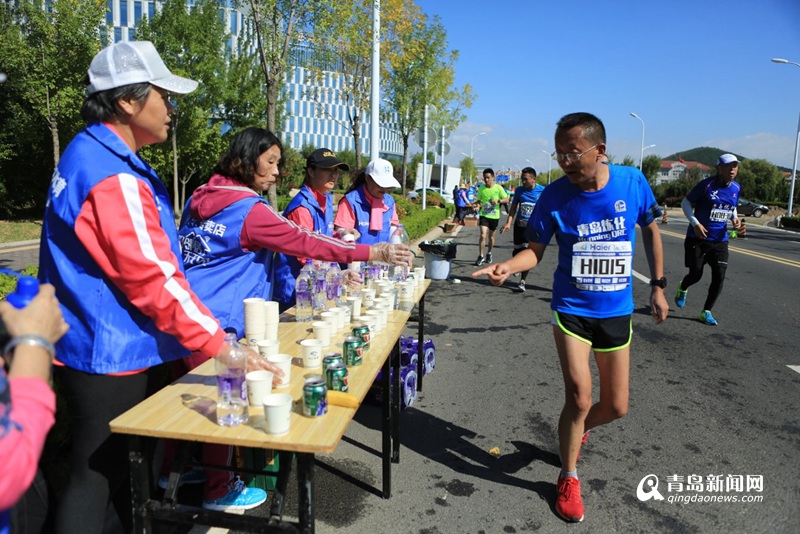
[306,148,350,171]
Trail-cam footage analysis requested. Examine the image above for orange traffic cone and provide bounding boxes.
[739,218,747,238]
[661,207,668,224]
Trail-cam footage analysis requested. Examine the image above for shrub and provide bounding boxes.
[0,265,38,300]
[400,206,449,240]
[392,194,417,219]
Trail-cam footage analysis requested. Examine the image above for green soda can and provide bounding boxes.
[326,361,349,392]
[323,353,344,371]
[343,336,363,366]
[302,375,328,417]
[352,325,371,351]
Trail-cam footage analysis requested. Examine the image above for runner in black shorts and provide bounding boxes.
[501,167,544,292]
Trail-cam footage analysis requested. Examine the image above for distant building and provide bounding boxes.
[103,0,402,158]
[657,160,713,186]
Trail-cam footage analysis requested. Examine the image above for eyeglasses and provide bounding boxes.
[555,144,598,164]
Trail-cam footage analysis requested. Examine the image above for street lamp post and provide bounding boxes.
[630,112,645,170]
[540,149,553,184]
[772,58,800,217]
[470,132,486,159]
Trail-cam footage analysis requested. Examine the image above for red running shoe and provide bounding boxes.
[576,431,589,462]
[556,475,584,523]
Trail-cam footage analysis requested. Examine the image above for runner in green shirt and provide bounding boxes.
[472,168,509,265]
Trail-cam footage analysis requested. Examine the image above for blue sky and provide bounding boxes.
[410,0,800,173]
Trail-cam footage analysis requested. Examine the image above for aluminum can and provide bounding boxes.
[343,336,363,366]
[302,375,328,417]
[326,361,349,392]
[322,353,344,371]
[352,325,371,351]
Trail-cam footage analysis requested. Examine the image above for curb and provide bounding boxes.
[0,239,39,250]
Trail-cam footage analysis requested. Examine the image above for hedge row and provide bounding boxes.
[400,206,450,240]
[780,216,800,229]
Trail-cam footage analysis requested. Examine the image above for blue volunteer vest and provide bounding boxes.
[272,186,333,305]
[344,186,394,244]
[39,123,189,374]
[178,192,274,339]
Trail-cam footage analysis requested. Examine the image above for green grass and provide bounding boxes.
[0,219,43,243]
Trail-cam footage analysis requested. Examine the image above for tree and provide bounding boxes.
[137,0,268,213]
[459,157,477,185]
[0,0,105,215]
[243,0,321,208]
[642,154,662,184]
[621,156,637,167]
[736,159,787,203]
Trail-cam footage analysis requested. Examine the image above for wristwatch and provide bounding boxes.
[649,277,667,289]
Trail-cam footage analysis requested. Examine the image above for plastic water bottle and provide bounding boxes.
[312,261,328,313]
[7,276,40,309]
[325,261,343,307]
[215,333,249,427]
[295,259,314,322]
[389,224,410,281]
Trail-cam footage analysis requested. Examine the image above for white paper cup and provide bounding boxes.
[329,307,347,330]
[263,300,280,324]
[374,304,390,328]
[362,288,376,308]
[262,393,293,435]
[320,311,338,331]
[245,328,266,348]
[398,281,414,301]
[311,321,332,348]
[266,353,292,387]
[414,267,426,284]
[257,339,279,359]
[346,296,362,318]
[264,321,279,341]
[300,339,323,368]
[365,310,383,332]
[357,315,377,338]
[246,370,274,407]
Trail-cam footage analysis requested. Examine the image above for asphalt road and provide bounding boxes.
[2,220,798,533]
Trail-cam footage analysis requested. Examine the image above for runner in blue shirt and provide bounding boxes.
[500,167,545,292]
[674,154,742,326]
[474,113,668,524]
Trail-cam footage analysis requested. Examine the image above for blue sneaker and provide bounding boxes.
[699,310,718,326]
[202,477,267,511]
[674,283,688,308]
[158,466,206,490]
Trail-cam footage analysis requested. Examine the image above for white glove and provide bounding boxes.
[370,242,413,266]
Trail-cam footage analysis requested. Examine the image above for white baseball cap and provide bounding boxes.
[87,41,198,95]
[717,154,739,165]
[366,158,400,188]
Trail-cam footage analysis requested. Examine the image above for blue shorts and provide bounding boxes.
[552,311,632,351]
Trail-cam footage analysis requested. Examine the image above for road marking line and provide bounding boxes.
[788,365,800,375]
[632,270,649,284]
[659,229,800,269]
[0,245,39,254]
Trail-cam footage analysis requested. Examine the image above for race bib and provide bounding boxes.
[516,202,535,227]
[709,208,732,223]
[482,202,496,216]
[571,241,632,291]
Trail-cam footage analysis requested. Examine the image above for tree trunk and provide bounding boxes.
[50,117,60,168]
[353,114,362,170]
[401,133,410,194]
[172,121,179,214]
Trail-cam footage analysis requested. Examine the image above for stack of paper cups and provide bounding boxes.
[243,297,266,346]
[264,300,280,340]
[374,303,390,329]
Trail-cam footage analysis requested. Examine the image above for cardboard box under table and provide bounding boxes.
[110,280,430,533]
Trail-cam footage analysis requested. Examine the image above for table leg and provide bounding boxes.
[269,451,293,520]
[129,435,153,533]
[297,452,315,534]
[381,352,391,499]
[391,339,401,464]
[416,293,425,391]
